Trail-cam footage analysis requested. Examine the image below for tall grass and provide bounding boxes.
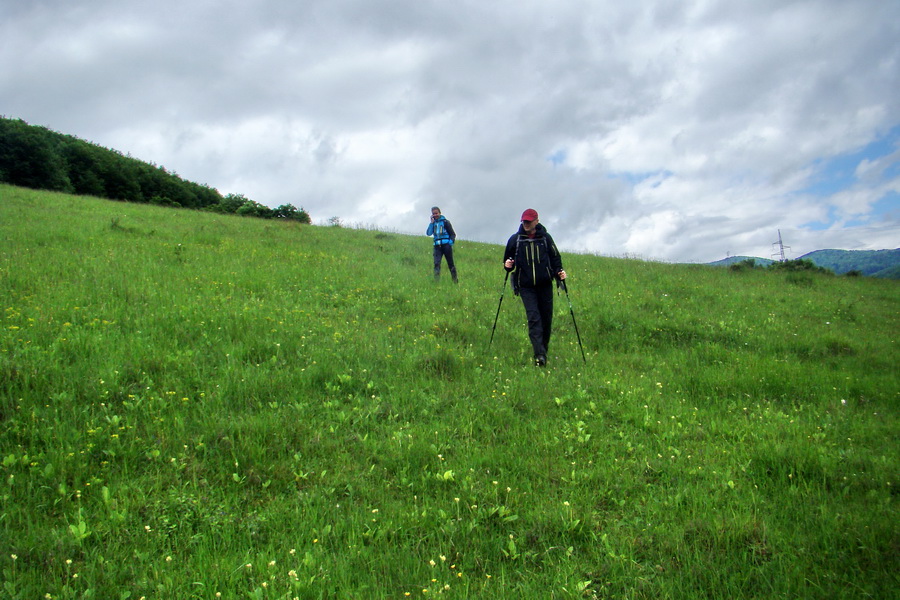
[1,183,897,599]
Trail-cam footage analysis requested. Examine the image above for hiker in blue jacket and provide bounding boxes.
[426,206,458,283]
[503,208,566,366]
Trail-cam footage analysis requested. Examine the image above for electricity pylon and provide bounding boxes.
[771,229,791,262]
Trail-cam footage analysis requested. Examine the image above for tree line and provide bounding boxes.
[0,117,311,223]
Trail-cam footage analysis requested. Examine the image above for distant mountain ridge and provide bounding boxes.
[707,248,900,279]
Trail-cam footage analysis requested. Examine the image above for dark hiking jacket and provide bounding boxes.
[503,223,563,292]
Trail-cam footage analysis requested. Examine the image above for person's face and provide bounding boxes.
[432,209,441,219]
[522,218,538,232]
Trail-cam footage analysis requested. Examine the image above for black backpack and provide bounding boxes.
[512,234,555,291]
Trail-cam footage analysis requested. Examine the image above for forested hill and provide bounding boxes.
[0,116,310,222]
[708,249,900,279]
[801,248,900,278]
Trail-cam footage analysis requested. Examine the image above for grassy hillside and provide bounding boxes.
[1,184,898,599]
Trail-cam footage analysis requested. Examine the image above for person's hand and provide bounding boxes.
[504,258,514,269]
[558,270,567,280]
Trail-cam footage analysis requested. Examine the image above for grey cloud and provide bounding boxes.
[2,0,898,262]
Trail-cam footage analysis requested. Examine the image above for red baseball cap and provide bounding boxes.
[521,208,538,221]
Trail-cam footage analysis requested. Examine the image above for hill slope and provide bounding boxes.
[801,248,900,277]
[706,255,776,268]
[0,116,310,221]
[707,248,900,278]
[1,184,898,599]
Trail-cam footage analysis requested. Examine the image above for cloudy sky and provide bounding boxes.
[3,0,898,262]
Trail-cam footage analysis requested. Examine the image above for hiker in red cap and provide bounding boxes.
[502,209,567,366]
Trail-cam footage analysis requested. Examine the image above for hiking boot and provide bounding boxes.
[535,355,547,367]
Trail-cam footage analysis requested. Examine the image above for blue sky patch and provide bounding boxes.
[800,125,899,230]
[547,149,567,166]
[869,191,900,221]
[606,170,674,187]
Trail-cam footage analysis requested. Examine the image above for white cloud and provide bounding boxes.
[1,0,898,262]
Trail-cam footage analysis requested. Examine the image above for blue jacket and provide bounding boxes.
[426,215,456,245]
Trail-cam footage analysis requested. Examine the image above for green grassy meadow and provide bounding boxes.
[1,183,897,599]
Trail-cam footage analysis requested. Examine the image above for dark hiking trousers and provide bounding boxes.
[519,283,553,358]
[433,244,458,282]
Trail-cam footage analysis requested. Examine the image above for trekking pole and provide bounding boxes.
[560,279,587,363]
[488,270,510,349]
